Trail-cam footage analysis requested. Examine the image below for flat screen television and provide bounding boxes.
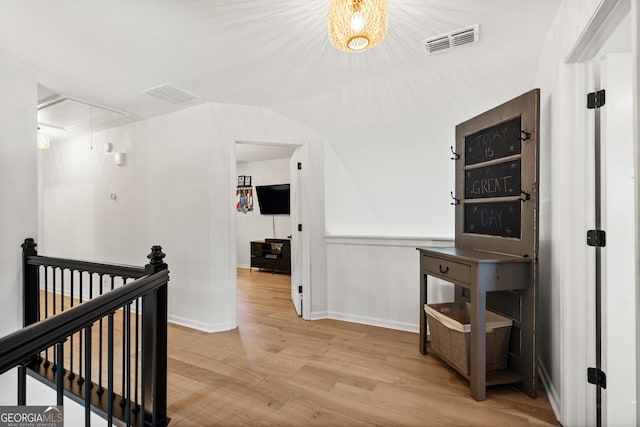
[255,184,290,215]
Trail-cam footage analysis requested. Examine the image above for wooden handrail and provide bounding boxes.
[27,255,146,278]
[0,269,169,376]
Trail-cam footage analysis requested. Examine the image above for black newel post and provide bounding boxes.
[19,238,39,405]
[142,246,168,427]
[22,238,39,327]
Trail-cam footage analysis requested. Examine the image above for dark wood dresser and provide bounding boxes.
[250,239,291,274]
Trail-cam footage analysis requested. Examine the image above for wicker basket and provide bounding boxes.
[425,302,512,377]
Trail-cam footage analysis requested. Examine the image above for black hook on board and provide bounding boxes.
[450,146,461,160]
[520,190,531,202]
[450,191,460,206]
[520,130,531,142]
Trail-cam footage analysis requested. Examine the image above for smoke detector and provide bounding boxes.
[423,24,480,55]
[142,84,200,105]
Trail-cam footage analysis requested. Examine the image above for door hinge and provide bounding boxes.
[587,367,607,389]
[298,224,302,231]
[298,285,303,294]
[297,162,302,170]
[587,89,606,109]
[587,229,606,247]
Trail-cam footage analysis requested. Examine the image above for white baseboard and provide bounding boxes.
[326,311,419,333]
[309,311,328,320]
[237,264,251,269]
[311,310,419,333]
[167,314,234,333]
[538,358,561,423]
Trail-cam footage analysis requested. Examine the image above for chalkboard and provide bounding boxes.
[464,159,521,199]
[465,116,522,166]
[463,201,521,238]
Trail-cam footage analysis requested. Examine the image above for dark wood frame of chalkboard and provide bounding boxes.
[453,89,539,399]
[455,89,540,258]
[417,90,540,400]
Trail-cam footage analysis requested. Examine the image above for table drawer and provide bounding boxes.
[423,256,470,284]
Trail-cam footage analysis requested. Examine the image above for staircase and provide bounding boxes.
[0,238,170,426]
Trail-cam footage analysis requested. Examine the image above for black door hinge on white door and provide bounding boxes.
[298,224,302,231]
[587,367,607,388]
[587,89,606,109]
[298,285,303,294]
[587,229,606,247]
[297,162,302,170]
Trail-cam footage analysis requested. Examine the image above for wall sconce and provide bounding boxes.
[37,127,50,150]
[104,142,113,153]
[114,152,126,166]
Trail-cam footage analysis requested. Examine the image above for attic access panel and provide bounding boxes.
[37,97,127,131]
[454,89,540,258]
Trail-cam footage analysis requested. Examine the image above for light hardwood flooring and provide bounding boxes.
[38,290,142,400]
[165,269,560,426]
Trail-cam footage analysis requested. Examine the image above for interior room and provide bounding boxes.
[0,1,638,426]
[235,143,298,311]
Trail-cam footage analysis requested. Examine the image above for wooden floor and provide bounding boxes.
[165,269,559,426]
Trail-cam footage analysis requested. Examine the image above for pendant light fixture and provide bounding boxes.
[328,0,388,53]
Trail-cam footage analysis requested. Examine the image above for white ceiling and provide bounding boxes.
[0,1,560,143]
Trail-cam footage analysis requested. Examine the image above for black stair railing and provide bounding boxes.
[1,238,170,427]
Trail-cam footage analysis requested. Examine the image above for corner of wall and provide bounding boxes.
[538,357,562,423]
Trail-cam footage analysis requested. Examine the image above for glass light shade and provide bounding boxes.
[328,0,388,53]
[37,128,50,150]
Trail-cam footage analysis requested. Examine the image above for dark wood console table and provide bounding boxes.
[418,246,534,401]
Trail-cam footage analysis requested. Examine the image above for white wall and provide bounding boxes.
[323,236,454,330]
[39,121,145,263]
[0,54,37,403]
[39,102,327,333]
[236,157,291,268]
[274,49,553,238]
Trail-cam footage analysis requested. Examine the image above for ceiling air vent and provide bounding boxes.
[142,84,200,105]
[423,24,479,55]
[425,36,450,53]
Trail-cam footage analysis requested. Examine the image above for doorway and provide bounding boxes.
[229,139,311,328]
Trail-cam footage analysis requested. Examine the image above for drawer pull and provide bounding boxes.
[439,264,449,274]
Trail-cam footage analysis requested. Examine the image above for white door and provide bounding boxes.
[599,51,637,426]
[289,148,303,316]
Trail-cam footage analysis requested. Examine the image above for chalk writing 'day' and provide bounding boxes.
[464,201,521,238]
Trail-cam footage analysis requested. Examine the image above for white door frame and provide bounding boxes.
[599,50,636,426]
[564,0,637,425]
[634,4,640,424]
[289,143,308,316]
[228,137,312,329]
[631,1,640,421]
